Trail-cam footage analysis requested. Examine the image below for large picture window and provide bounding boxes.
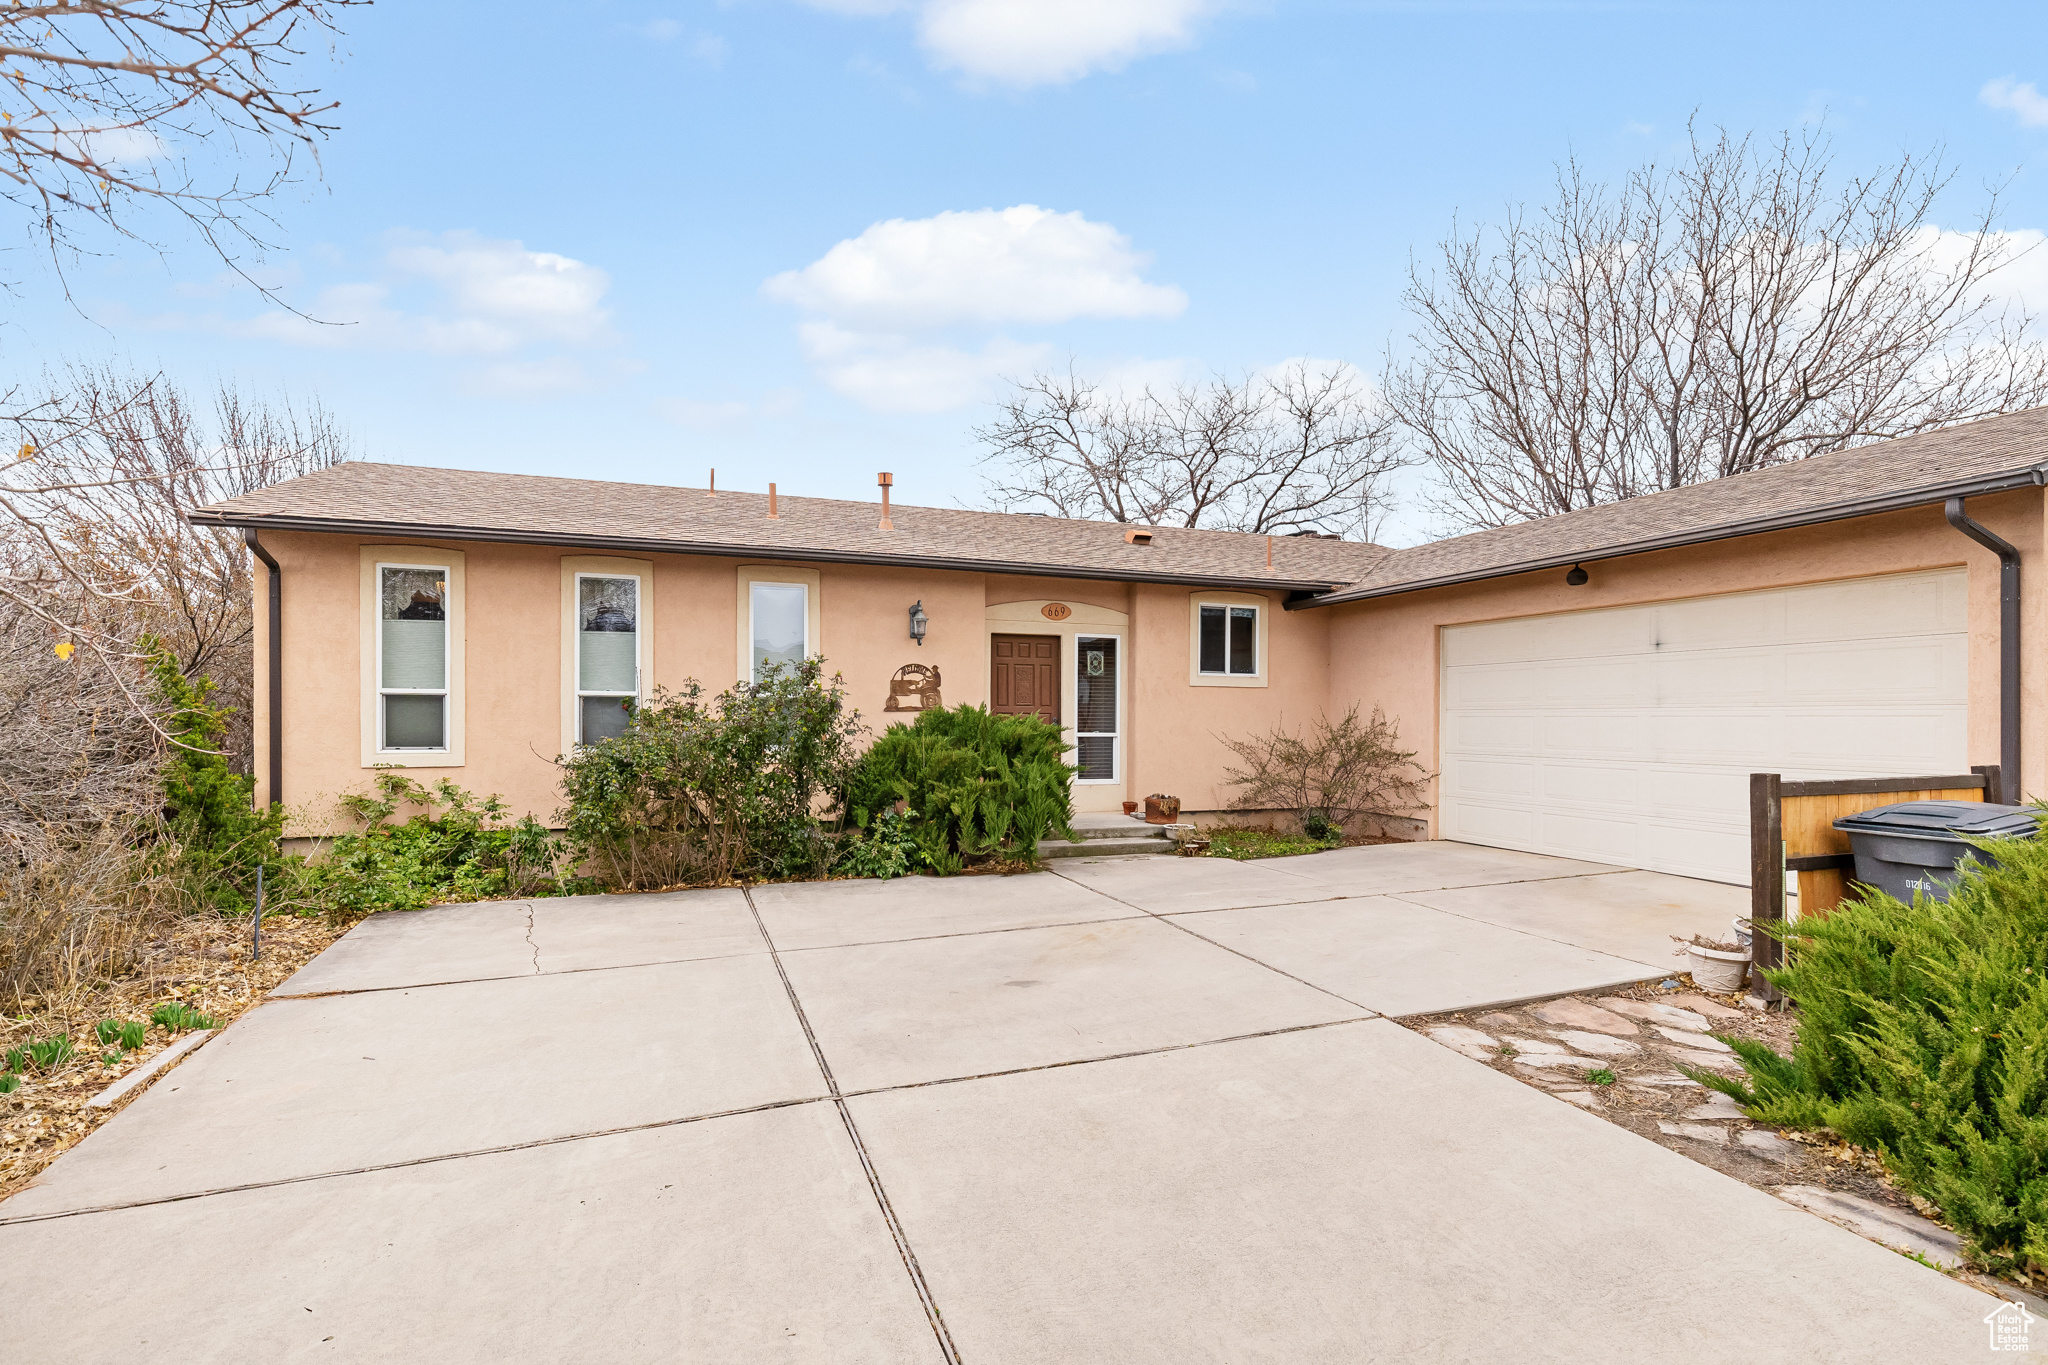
[750,580,809,682]
[576,574,639,743]
[1198,603,1258,676]
[1075,634,1119,782]
[378,564,448,750]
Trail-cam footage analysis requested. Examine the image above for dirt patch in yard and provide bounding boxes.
[0,913,344,1203]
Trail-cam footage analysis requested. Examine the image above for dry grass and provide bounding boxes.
[0,911,342,1201]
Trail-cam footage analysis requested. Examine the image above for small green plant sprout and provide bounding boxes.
[150,1003,218,1033]
[0,1074,18,1094]
[1586,1068,1617,1086]
[117,1021,147,1050]
[94,1020,121,1046]
[27,1036,74,1071]
[1496,1042,1519,1058]
[100,1050,122,1065]
[3,1046,25,1074]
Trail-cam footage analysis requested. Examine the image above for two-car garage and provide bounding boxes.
[1436,569,1971,884]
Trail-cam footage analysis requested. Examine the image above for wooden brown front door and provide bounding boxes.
[991,634,1060,725]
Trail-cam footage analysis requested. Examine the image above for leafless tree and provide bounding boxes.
[0,1,361,292]
[0,367,350,764]
[1392,124,2048,530]
[978,360,1405,540]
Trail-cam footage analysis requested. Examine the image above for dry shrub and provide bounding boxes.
[1219,704,1433,837]
[0,832,172,1008]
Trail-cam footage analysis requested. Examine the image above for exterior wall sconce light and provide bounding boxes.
[1565,563,1589,586]
[908,599,928,645]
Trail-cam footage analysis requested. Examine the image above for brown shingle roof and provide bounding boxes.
[1309,406,2048,606]
[190,462,1392,592]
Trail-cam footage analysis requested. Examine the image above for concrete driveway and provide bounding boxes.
[0,842,1998,1362]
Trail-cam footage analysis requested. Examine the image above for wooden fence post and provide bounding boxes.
[1749,773,1783,1003]
[1973,763,2005,806]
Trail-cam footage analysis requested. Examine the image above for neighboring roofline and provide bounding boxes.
[186,509,1353,594]
[1288,462,2048,610]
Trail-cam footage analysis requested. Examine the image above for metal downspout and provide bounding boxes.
[242,528,283,808]
[1945,497,2021,802]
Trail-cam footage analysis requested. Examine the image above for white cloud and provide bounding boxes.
[763,204,1185,330]
[798,322,1052,413]
[236,231,614,355]
[799,0,1210,88]
[1982,76,2048,128]
[764,205,1183,411]
[918,0,1210,87]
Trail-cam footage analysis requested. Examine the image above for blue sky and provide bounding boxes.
[15,1,2048,544]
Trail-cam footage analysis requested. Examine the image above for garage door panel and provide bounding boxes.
[1537,762,1640,806]
[1442,664,1545,709]
[1539,713,1646,757]
[1785,641,1953,699]
[1786,572,1957,641]
[1652,650,1785,702]
[1651,593,1785,650]
[1438,569,1967,884]
[1445,756,1537,800]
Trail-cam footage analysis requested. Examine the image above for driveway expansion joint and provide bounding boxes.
[742,886,963,1365]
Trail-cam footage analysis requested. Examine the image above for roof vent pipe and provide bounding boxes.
[1947,495,2021,801]
[877,472,894,531]
[768,483,779,519]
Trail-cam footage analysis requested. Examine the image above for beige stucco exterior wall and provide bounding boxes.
[258,532,1331,834]
[1321,490,2047,836]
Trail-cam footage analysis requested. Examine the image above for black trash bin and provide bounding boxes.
[1831,801,2039,904]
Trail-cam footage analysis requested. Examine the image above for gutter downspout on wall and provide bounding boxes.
[242,528,283,808]
[1945,497,2020,802]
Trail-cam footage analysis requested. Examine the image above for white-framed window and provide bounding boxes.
[1075,633,1120,782]
[749,579,810,682]
[575,573,640,743]
[376,562,449,751]
[1198,602,1258,676]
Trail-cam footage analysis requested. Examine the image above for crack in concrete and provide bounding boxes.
[523,902,541,975]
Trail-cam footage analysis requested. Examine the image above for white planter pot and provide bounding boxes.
[1688,944,1749,994]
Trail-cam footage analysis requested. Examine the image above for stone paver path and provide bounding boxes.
[0,843,2005,1362]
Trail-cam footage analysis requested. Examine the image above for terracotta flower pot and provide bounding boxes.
[1122,801,1139,816]
[1144,794,1181,824]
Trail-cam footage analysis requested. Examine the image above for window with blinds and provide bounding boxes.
[750,581,808,682]
[379,565,448,750]
[1075,635,1119,781]
[577,574,639,743]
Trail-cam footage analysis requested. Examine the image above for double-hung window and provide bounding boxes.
[576,574,640,743]
[1075,635,1120,781]
[378,564,449,751]
[749,580,809,682]
[1198,603,1258,676]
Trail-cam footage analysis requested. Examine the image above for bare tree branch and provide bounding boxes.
[1392,123,2048,530]
[977,361,1406,540]
[0,1,362,299]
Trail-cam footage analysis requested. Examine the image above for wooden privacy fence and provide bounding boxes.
[1747,765,2002,999]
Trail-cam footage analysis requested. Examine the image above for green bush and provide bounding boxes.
[832,809,925,880]
[1702,818,2048,1276]
[558,660,862,889]
[149,643,284,914]
[843,705,1074,872]
[300,773,566,919]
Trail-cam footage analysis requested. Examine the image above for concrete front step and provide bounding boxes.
[1037,834,1174,859]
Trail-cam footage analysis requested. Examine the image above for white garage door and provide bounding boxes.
[1438,569,1969,884]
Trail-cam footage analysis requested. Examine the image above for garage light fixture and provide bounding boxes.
[1565,563,1589,586]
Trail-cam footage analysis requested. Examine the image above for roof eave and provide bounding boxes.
[194,510,1353,594]
[1289,463,2048,609]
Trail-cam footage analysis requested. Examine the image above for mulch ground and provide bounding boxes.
[0,913,345,1202]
